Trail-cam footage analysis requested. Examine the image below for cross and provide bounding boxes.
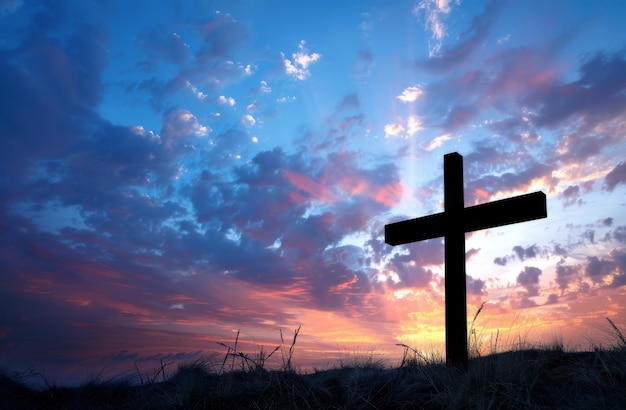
[385,152,547,370]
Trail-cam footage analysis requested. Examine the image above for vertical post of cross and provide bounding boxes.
[444,153,468,370]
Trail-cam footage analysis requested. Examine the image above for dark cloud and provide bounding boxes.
[464,143,556,204]
[584,256,616,282]
[604,161,626,191]
[526,51,626,131]
[613,226,626,243]
[561,185,582,207]
[553,243,568,257]
[511,296,538,310]
[517,266,541,296]
[513,244,538,261]
[466,248,481,260]
[0,21,107,180]
[556,264,582,293]
[494,256,509,266]
[545,294,559,305]
[466,274,486,296]
[601,217,614,227]
[582,229,595,244]
[384,239,443,289]
[608,248,626,288]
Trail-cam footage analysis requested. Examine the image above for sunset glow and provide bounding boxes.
[1,0,625,385]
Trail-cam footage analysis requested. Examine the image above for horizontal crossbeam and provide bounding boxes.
[385,192,546,246]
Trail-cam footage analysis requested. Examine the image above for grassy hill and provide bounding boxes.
[1,321,625,409]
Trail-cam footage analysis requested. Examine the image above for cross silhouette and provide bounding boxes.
[385,152,547,370]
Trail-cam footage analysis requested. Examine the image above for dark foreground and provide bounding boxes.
[1,348,625,409]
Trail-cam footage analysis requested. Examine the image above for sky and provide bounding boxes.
[1,0,625,385]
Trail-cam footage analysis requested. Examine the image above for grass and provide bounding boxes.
[1,319,625,409]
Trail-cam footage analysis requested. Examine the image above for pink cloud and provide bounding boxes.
[281,169,341,204]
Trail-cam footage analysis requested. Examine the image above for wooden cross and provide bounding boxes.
[385,152,547,370]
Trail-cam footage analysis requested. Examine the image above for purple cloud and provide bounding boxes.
[604,161,626,191]
[513,245,539,261]
[556,264,582,293]
[517,266,541,297]
[526,51,626,131]
[561,185,582,207]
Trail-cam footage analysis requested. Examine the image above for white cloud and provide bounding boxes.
[384,115,424,139]
[397,85,425,103]
[185,81,207,101]
[384,123,405,138]
[217,95,236,106]
[422,133,451,151]
[283,40,321,80]
[241,114,256,126]
[413,0,459,57]
[246,101,261,112]
[277,96,296,103]
[497,34,511,45]
[259,80,271,93]
[407,115,424,136]
[169,304,185,310]
[162,110,210,146]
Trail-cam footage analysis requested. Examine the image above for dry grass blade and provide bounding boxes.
[606,317,626,347]
[281,324,301,371]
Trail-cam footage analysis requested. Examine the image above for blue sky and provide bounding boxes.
[1,0,625,384]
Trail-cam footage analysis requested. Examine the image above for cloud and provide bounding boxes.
[422,133,451,151]
[517,266,541,296]
[257,80,272,94]
[561,184,582,207]
[131,10,253,109]
[384,116,425,140]
[494,256,509,266]
[604,161,626,191]
[0,22,107,179]
[217,95,236,106]
[241,114,256,126]
[466,274,486,296]
[282,169,341,204]
[384,123,405,138]
[584,256,616,283]
[397,86,425,103]
[526,51,626,131]
[162,110,210,139]
[416,0,504,69]
[613,226,626,243]
[412,0,458,57]
[513,244,539,261]
[601,217,613,227]
[283,40,321,80]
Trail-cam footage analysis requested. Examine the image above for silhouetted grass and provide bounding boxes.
[1,319,625,409]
